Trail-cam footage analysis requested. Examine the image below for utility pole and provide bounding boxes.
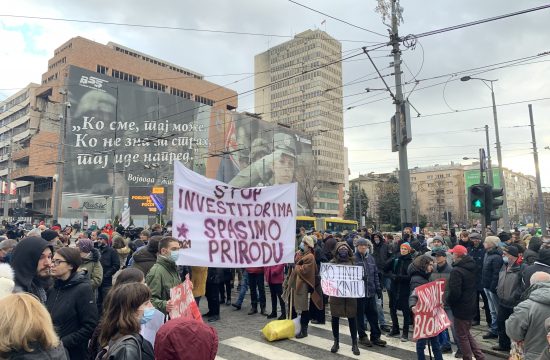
[479,148,487,240]
[53,92,68,223]
[528,104,548,235]
[2,137,13,219]
[484,124,497,233]
[391,0,412,229]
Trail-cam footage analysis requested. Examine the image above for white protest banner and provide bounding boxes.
[172,161,297,268]
[412,278,451,340]
[319,263,365,298]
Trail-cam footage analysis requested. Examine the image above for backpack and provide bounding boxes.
[95,335,142,360]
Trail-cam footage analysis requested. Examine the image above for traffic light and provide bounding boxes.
[468,184,486,213]
[485,185,504,221]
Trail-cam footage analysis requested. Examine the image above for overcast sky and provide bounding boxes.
[1,0,549,189]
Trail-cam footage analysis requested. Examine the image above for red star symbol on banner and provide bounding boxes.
[177,223,189,239]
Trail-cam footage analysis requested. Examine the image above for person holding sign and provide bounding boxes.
[328,242,360,355]
[409,255,444,360]
[284,235,323,339]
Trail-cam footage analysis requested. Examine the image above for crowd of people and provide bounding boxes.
[0,220,549,360]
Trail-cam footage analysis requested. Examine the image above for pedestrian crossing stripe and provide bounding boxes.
[214,356,228,360]
[308,322,457,360]
[221,337,314,359]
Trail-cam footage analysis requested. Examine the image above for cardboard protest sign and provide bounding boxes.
[172,160,297,267]
[169,275,202,321]
[319,263,365,298]
[412,278,451,340]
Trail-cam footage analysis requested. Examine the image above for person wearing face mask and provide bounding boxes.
[97,283,155,360]
[145,236,182,315]
[97,233,120,315]
[494,244,527,352]
[284,235,323,339]
[46,247,98,360]
[329,242,361,355]
[371,233,391,333]
[481,235,503,340]
[355,238,386,349]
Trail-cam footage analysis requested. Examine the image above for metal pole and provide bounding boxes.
[3,137,13,219]
[111,86,119,223]
[479,148,486,239]
[53,94,67,222]
[490,82,510,231]
[528,104,548,235]
[392,0,412,229]
[484,124,497,232]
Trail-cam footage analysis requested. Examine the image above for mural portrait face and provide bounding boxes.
[273,152,295,184]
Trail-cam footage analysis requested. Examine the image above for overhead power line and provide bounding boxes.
[287,0,387,38]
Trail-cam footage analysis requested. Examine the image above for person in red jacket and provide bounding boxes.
[246,267,266,315]
[154,317,218,360]
[265,264,286,320]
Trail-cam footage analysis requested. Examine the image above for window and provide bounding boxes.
[97,65,109,74]
[112,69,139,83]
[194,95,214,106]
[143,79,166,92]
[170,88,192,100]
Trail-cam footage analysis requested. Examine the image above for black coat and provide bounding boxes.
[522,248,550,287]
[372,240,389,271]
[447,256,478,320]
[481,247,503,292]
[206,267,224,284]
[104,334,154,360]
[408,263,431,292]
[46,273,98,360]
[99,245,120,286]
[385,253,413,310]
[468,243,486,291]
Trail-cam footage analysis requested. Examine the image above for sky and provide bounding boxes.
[1,0,549,189]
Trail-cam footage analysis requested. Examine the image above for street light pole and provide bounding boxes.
[461,76,510,231]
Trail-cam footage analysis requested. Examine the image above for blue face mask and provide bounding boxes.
[170,250,179,262]
[299,243,305,251]
[140,308,156,325]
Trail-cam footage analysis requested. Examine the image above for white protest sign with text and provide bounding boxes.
[320,263,365,298]
[172,161,297,268]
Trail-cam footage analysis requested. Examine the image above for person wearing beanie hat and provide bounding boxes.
[0,239,17,264]
[97,231,120,315]
[493,244,527,352]
[498,232,512,245]
[132,235,162,276]
[77,239,103,292]
[468,232,491,329]
[523,247,550,288]
[447,240,485,359]
[384,238,414,341]
[481,235,503,340]
[0,263,15,299]
[41,229,63,250]
[524,237,542,266]
[47,247,98,360]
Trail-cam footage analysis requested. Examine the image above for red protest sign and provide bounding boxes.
[412,278,451,340]
[169,275,202,321]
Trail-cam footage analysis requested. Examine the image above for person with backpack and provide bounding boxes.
[97,282,155,360]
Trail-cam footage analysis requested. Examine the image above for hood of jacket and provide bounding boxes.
[528,237,542,252]
[453,255,477,272]
[408,262,431,280]
[154,318,218,360]
[334,242,354,262]
[527,282,550,305]
[133,247,157,263]
[537,248,550,265]
[116,247,131,256]
[7,343,67,360]
[53,272,88,290]
[11,237,53,291]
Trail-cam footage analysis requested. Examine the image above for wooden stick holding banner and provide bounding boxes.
[411,278,451,340]
[319,263,365,298]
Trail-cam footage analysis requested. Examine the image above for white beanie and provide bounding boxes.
[0,263,15,299]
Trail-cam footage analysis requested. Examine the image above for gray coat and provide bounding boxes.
[497,261,527,308]
[506,282,550,360]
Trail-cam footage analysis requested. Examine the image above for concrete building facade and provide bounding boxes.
[254,29,345,217]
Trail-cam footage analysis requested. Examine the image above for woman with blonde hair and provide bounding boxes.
[0,293,67,359]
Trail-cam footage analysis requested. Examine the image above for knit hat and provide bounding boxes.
[400,242,412,252]
[356,238,369,247]
[449,245,468,256]
[503,244,519,258]
[77,239,94,253]
[433,249,447,257]
[98,233,109,241]
[432,235,444,244]
[0,263,15,299]
[498,232,511,243]
[484,236,500,248]
[41,229,59,242]
[470,233,482,241]
[302,235,315,249]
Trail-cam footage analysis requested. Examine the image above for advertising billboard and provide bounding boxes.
[61,66,312,223]
[128,186,167,215]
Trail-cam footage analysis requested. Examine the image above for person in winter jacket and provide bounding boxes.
[10,236,53,304]
[154,317,218,360]
[447,245,486,360]
[524,237,542,266]
[481,236,502,339]
[112,235,131,270]
[539,317,550,360]
[283,235,323,339]
[371,233,391,332]
[145,237,182,315]
[46,247,98,360]
[458,231,473,250]
[523,248,550,288]
[385,242,414,341]
[355,238,386,347]
[97,233,120,314]
[77,239,103,293]
[98,283,154,360]
[0,293,67,360]
[323,234,337,262]
[409,255,443,360]
[329,242,360,356]
[494,244,527,352]
[204,267,224,322]
[265,264,286,320]
[430,249,456,355]
[132,236,162,275]
[468,233,491,328]
[506,272,550,360]
[245,266,267,315]
[191,266,208,304]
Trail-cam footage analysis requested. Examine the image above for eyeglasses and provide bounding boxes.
[52,259,68,266]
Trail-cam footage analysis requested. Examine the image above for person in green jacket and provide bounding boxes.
[145,237,182,315]
[77,239,103,293]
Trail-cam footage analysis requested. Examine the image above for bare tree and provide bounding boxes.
[295,165,321,216]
